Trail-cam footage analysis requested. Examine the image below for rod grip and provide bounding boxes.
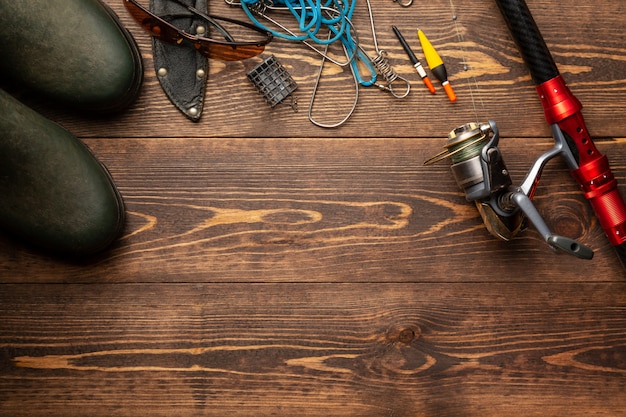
[494,0,559,85]
[573,157,626,247]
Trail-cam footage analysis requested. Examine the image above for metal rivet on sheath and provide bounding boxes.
[196,69,205,78]
[188,107,198,116]
[157,67,168,77]
[196,25,206,35]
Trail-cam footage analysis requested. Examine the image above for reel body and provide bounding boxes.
[425,120,593,259]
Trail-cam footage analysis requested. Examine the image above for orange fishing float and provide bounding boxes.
[417,28,456,102]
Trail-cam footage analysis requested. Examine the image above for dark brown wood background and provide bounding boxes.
[2,0,626,416]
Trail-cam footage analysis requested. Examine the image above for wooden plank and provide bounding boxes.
[1,282,625,417]
[1,136,625,282]
[21,0,626,139]
[2,0,626,416]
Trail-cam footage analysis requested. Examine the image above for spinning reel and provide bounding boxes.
[424,120,593,259]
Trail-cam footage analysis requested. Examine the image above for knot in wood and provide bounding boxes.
[388,325,421,344]
[398,328,416,343]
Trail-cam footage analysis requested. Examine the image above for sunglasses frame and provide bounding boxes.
[124,0,273,60]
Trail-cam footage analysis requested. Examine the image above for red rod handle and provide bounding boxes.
[496,0,626,268]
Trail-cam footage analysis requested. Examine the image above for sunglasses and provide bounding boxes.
[124,0,273,61]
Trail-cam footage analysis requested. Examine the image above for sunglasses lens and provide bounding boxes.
[195,43,265,61]
[195,15,269,61]
[124,0,183,43]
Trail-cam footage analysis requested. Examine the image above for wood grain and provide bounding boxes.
[2,283,626,417]
[1,136,625,282]
[24,0,626,139]
[2,0,626,416]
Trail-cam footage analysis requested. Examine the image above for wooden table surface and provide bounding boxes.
[2,0,626,416]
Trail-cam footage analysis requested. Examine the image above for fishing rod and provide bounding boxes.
[425,0,626,268]
[493,0,626,269]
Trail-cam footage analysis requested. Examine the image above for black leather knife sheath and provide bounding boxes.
[150,0,208,122]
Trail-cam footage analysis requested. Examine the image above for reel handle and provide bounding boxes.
[505,190,593,259]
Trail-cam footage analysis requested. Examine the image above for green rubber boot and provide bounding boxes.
[0,0,143,112]
[0,0,145,255]
[0,90,126,256]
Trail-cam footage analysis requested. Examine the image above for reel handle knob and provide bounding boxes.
[508,191,593,259]
[547,236,594,260]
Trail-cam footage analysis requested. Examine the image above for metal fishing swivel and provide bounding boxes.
[364,0,410,98]
[424,120,594,260]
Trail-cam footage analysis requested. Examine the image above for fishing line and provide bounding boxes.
[448,0,484,122]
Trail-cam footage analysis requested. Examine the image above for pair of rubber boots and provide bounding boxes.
[0,0,143,256]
